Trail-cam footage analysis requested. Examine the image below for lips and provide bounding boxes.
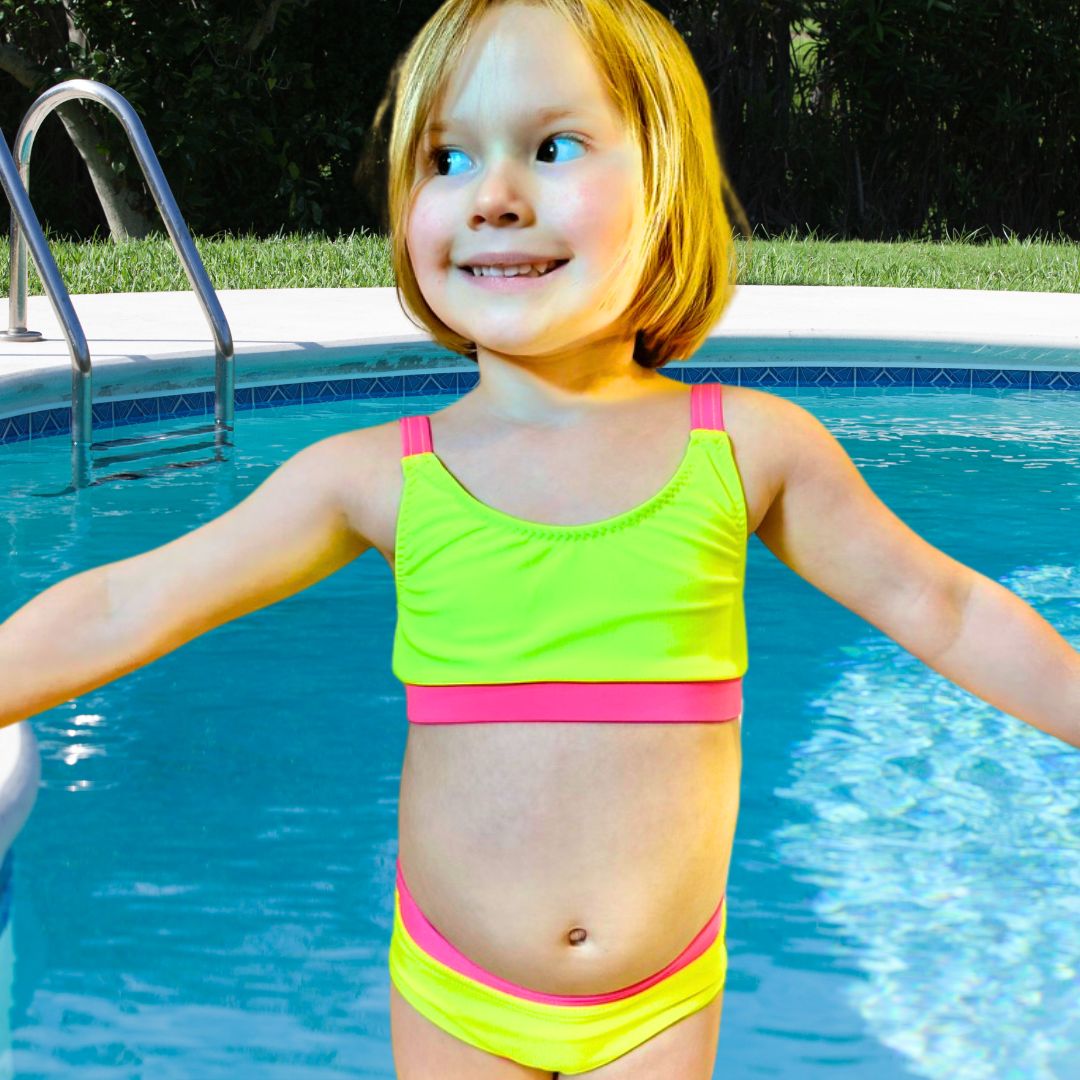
[460,259,569,277]
[458,251,570,267]
[456,260,572,289]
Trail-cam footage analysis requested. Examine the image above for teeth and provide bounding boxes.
[469,261,558,278]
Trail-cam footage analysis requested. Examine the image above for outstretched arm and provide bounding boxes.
[913,572,1080,747]
[0,432,371,728]
[754,391,1080,748]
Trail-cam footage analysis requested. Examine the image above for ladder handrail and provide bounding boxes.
[3,78,235,453]
[0,124,91,381]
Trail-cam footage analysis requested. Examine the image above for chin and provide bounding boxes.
[471,341,544,359]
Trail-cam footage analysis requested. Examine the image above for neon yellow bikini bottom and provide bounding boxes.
[388,860,728,1075]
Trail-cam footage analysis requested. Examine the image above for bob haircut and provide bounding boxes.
[370,0,751,369]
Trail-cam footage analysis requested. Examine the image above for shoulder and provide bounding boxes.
[314,416,408,550]
[724,384,871,539]
[719,382,811,476]
[707,382,800,536]
[689,379,775,427]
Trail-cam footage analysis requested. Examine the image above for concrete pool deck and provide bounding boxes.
[1,284,1079,433]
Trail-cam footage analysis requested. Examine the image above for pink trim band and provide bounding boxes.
[405,679,742,724]
[395,857,724,1005]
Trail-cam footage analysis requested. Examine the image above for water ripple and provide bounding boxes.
[772,563,1080,1080]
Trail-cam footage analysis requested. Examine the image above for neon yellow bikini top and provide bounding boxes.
[392,381,749,724]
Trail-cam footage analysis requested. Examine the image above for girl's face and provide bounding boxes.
[406,2,647,366]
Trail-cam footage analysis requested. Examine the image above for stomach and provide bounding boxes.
[396,718,743,995]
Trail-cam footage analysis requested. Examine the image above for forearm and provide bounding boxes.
[927,572,1080,748]
[0,565,136,728]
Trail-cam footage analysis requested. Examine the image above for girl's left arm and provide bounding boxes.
[916,571,1080,748]
[754,393,1080,749]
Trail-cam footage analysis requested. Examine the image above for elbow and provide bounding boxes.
[889,569,973,669]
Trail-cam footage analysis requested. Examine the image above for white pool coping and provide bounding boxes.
[1,284,1078,410]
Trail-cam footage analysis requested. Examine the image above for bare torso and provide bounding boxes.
[338,376,783,994]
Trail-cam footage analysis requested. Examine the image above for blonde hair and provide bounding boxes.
[368,0,751,369]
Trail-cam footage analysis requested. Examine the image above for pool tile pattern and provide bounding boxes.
[2,360,1078,447]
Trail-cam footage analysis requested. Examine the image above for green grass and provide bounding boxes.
[737,227,1079,290]
[1,225,1077,295]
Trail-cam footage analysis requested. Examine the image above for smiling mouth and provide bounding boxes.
[457,259,570,279]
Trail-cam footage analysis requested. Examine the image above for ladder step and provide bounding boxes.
[91,435,229,469]
[91,420,224,451]
[30,454,224,497]
[90,456,222,485]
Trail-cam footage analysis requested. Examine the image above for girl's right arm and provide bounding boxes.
[0,433,372,728]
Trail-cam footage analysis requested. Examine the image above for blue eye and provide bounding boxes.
[537,134,587,165]
[427,134,587,177]
[429,147,470,177]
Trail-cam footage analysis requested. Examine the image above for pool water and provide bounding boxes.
[2,383,1078,1078]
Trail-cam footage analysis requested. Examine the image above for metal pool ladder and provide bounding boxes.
[0,79,234,491]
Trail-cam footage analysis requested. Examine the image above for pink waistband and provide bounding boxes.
[394,858,725,1005]
[404,679,743,724]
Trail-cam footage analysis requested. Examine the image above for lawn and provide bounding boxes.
[1,226,1077,295]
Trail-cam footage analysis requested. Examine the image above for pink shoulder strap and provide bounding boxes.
[400,387,722,453]
[691,381,726,431]
[400,414,433,457]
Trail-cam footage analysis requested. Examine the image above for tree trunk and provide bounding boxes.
[0,42,155,240]
[51,100,156,239]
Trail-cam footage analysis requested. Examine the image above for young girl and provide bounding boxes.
[3,0,1077,1077]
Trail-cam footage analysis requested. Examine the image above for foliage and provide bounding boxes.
[802,0,1080,239]
[1,0,1077,242]
[0,0,439,238]
[650,0,1078,240]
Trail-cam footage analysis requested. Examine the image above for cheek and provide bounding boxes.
[556,166,643,257]
[406,194,452,274]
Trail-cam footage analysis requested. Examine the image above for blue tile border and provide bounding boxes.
[1,360,1077,447]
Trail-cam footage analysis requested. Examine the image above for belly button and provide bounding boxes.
[567,927,588,946]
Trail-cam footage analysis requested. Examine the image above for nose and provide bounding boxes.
[468,162,537,229]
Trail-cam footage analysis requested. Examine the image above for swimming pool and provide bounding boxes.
[1,360,1077,1078]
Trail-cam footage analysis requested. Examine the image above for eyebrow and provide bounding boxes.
[424,107,586,137]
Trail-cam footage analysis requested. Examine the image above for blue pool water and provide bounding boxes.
[2,381,1079,1078]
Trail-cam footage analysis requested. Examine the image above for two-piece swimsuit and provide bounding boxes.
[387,380,749,1074]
